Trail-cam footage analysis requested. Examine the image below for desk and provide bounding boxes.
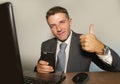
[63,72,120,84]
[24,71,120,84]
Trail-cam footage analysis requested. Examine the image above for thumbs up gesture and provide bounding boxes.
[80,24,104,55]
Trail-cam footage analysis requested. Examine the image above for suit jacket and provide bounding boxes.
[36,31,120,72]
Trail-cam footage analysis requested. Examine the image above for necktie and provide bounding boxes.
[56,42,67,72]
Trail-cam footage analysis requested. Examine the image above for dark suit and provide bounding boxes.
[35,31,120,72]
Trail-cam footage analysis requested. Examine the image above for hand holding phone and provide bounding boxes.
[40,51,55,73]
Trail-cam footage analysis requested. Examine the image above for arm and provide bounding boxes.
[80,24,120,71]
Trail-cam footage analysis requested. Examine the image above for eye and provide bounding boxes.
[50,24,56,28]
[60,20,65,24]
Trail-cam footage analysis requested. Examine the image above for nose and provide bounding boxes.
[56,25,62,32]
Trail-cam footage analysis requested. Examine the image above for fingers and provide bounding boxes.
[39,60,49,65]
[37,60,54,73]
[79,24,96,52]
[89,24,94,34]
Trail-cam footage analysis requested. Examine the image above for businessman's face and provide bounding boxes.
[47,13,72,42]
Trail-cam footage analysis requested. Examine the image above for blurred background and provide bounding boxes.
[1,0,120,71]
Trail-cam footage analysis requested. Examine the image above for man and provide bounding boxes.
[35,6,120,73]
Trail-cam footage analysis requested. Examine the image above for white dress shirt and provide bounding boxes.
[97,50,112,65]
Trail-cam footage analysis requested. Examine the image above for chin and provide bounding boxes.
[59,38,67,42]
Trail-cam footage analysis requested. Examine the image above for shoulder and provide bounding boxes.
[72,31,82,39]
[42,37,57,45]
[41,37,57,51]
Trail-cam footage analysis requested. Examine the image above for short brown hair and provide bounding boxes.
[46,6,70,20]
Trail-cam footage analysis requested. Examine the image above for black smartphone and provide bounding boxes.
[41,51,55,72]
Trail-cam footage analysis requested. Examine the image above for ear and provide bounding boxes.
[69,18,72,25]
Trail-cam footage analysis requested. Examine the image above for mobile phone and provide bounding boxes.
[41,51,55,72]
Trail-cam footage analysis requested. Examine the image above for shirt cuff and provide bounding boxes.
[97,49,113,65]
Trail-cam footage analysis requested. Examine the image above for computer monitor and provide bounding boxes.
[0,2,24,84]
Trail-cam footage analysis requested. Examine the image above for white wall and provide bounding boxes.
[1,0,120,71]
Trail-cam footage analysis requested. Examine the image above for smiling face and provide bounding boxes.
[47,13,72,42]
